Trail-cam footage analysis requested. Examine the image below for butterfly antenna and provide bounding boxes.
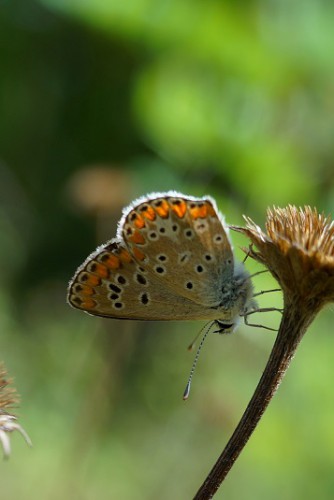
[183,322,214,401]
[187,321,211,351]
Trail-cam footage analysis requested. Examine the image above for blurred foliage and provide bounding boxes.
[0,0,334,498]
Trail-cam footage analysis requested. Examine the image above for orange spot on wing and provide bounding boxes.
[80,273,102,287]
[127,211,146,229]
[190,205,208,219]
[77,284,94,296]
[154,200,170,218]
[81,298,97,310]
[93,263,109,278]
[129,230,146,245]
[134,215,146,229]
[142,206,156,221]
[119,248,133,263]
[133,247,146,261]
[103,254,120,269]
[205,202,216,217]
[170,200,187,218]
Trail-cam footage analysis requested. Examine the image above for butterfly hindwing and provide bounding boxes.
[67,239,230,321]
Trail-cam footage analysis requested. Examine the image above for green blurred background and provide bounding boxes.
[1,0,334,498]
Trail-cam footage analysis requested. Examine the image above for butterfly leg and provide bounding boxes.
[242,307,283,316]
[243,313,277,332]
[253,288,281,297]
[242,307,282,332]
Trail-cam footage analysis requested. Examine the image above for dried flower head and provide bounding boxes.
[234,205,334,309]
[0,364,32,459]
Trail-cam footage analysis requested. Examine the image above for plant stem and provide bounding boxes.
[194,301,316,499]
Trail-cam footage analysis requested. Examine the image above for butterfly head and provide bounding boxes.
[214,262,256,333]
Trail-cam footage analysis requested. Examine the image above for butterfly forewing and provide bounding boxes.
[121,194,234,307]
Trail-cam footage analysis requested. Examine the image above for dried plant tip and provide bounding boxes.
[233,206,334,308]
[0,364,32,459]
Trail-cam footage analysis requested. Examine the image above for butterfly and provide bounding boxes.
[67,192,256,334]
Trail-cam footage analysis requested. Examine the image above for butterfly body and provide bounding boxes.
[68,192,255,331]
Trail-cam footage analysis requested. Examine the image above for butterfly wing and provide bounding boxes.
[67,239,225,320]
[121,193,234,308]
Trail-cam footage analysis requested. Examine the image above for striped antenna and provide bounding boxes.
[183,322,214,400]
[187,321,211,351]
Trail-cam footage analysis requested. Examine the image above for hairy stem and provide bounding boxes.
[194,300,317,499]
